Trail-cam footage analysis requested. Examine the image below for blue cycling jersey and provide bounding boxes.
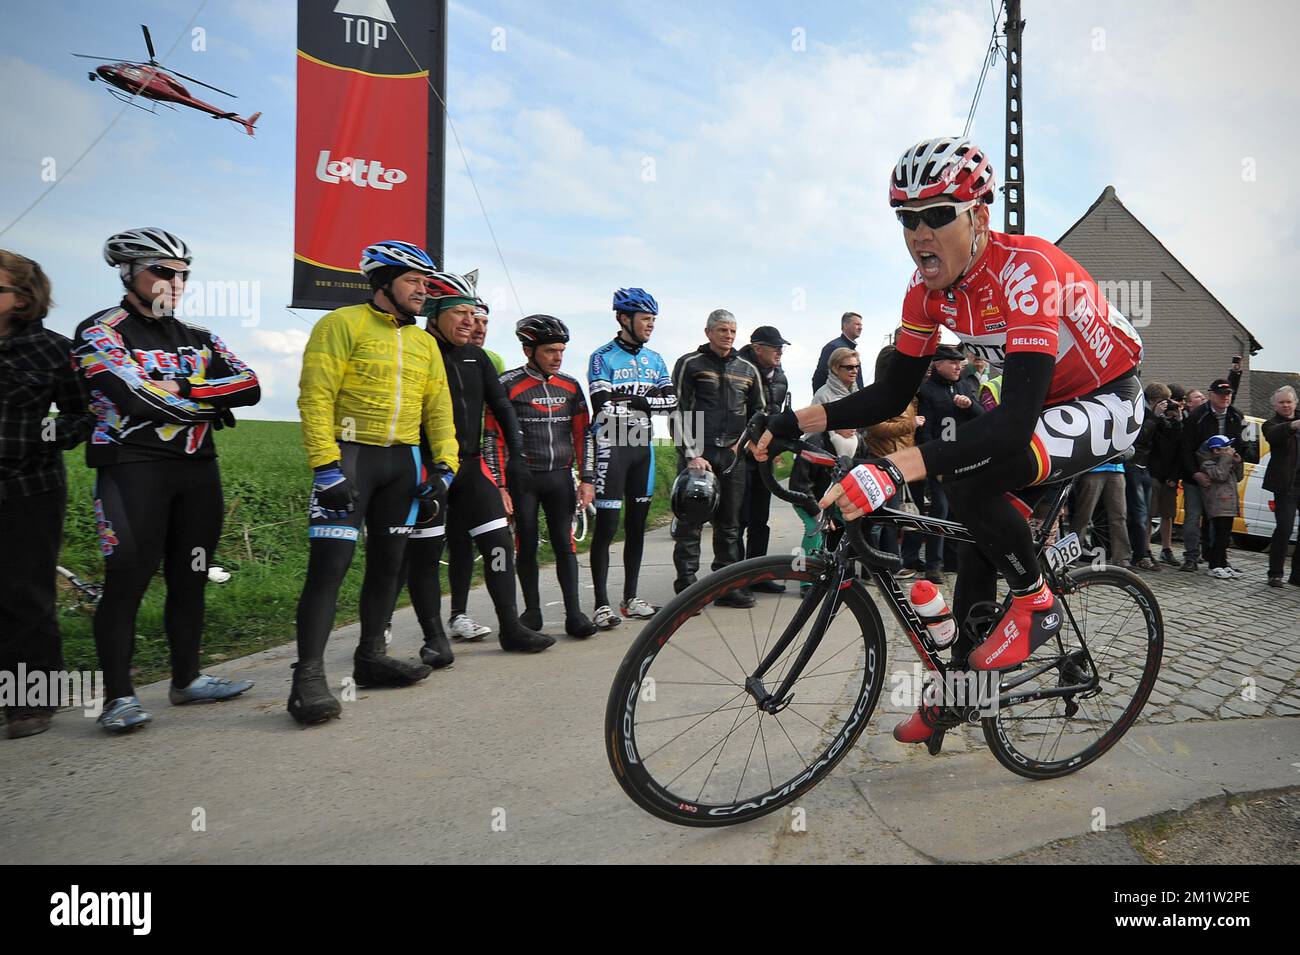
[587,338,677,442]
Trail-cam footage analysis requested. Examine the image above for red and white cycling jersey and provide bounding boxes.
[896,231,1143,405]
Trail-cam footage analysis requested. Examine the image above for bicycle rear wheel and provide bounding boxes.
[605,553,888,827]
[982,566,1163,779]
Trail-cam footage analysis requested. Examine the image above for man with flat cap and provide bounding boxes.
[739,326,793,587]
[913,343,984,582]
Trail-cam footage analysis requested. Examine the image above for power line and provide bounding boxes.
[0,1,211,240]
[963,0,1006,138]
[389,20,526,319]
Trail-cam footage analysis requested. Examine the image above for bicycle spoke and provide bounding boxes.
[660,707,760,794]
[693,702,754,802]
[703,606,753,677]
[735,716,766,801]
[637,702,753,725]
[663,639,745,687]
[639,688,749,762]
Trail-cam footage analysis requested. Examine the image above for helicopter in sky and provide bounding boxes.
[73,24,261,137]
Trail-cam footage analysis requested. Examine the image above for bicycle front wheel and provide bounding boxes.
[982,566,1164,779]
[605,553,888,827]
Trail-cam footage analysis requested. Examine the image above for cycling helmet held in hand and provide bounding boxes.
[671,468,719,525]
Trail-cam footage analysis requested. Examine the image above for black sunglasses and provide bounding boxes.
[148,264,191,281]
[840,363,861,371]
[894,200,976,232]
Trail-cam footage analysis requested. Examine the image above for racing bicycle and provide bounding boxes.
[604,431,1164,827]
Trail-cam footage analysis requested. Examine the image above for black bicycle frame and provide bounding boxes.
[746,465,1099,714]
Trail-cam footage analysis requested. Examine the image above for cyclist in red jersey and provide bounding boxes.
[753,138,1145,743]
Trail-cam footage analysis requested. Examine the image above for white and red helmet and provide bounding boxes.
[889,138,995,207]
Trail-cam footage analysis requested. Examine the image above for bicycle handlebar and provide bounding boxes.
[743,414,903,573]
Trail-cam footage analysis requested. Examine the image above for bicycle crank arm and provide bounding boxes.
[997,648,1089,694]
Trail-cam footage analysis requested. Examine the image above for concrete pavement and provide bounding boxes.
[2,504,1296,864]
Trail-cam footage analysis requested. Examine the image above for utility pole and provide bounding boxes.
[1003,0,1025,234]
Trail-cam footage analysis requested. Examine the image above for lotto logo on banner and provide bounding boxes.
[292,0,448,310]
[315,150,409,190]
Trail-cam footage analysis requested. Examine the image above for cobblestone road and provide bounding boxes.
[856,546,1300,768]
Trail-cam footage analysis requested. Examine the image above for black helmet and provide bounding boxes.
[671,468,719,525]
[516,314,570,347]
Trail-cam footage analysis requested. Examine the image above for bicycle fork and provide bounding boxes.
[743,562,853,714]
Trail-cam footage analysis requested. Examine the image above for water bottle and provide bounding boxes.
[907,579,956,649]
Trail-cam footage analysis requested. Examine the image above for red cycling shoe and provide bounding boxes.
[892,707,937,743]
[968,581,1062,671]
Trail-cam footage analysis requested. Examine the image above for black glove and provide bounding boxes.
[765,409,801,441]
[312,463,358,520]
[211,408,237,431]
[623,394,651,414]
[505,457,534,496]
[415,463,455,523]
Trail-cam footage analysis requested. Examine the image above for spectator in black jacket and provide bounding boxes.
[1262,385,1300,586]
[811,312,864,393]
[0,251,95,739]
[1149,383,1186,565]
[671,309,765,604]
[1177,364,1247,571]
[739,326,791,588]
[914,344,983,577]
[1124,382,1170,570]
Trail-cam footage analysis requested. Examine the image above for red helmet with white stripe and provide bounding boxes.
[889,138,995,207]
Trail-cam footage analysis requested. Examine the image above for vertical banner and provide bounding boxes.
[293,0,447,310]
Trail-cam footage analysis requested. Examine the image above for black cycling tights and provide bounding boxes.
[590,500,650,609]
[93,459,223,700]
[514,468,581,616]
[942,373,1145,661]
[296,443,420,663]
[401,456,522,636]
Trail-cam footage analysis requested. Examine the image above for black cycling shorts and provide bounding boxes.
[593,441,656,510]
[955,372,1145,514]
[411,454,509,541]
[306,442,421,543]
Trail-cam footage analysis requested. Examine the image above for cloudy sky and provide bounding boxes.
[1,0,1294,419]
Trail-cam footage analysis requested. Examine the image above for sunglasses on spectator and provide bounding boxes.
[895,199,979,231]
[839,362,861,371]
[147,264,191,281]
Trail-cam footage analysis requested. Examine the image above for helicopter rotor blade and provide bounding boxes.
[141,24,157,63]
[165,69,237,99]
[72,53,134,60]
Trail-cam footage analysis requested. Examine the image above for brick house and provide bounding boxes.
[1056,186,1262,411]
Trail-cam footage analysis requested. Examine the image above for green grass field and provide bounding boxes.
[56,423,684,682]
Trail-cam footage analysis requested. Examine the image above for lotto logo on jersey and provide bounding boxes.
[1000,259,1040,316]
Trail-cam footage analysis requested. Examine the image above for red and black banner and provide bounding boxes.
[292,0,447,310]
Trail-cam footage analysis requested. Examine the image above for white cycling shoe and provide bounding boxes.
[593,605,622,630]
[449,613,491,641]
[620,596,660,619]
